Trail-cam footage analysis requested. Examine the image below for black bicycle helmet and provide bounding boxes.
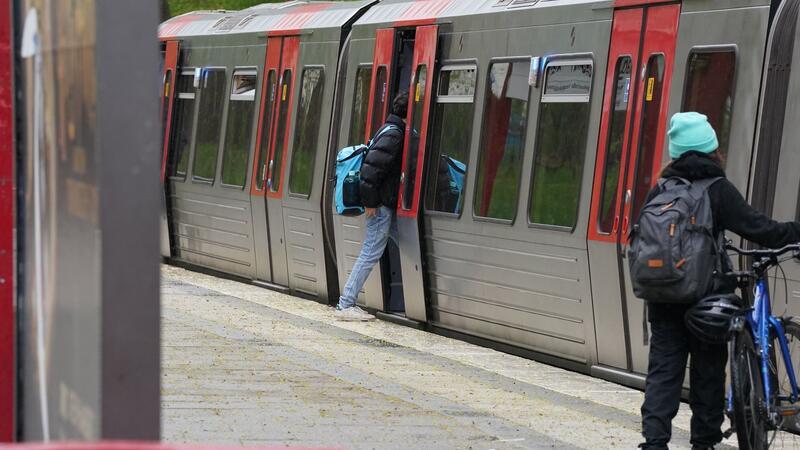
[685,294,743,344]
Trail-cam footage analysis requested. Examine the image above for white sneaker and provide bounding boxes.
[335,305,375,322]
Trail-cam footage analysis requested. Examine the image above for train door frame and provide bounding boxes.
[160,41,180,258]
[589,3,680,379]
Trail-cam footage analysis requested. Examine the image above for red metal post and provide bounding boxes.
[0,0,15,442]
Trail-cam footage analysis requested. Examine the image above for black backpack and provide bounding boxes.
[628,177,724,304]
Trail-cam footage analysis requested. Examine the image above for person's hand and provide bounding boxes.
[365,207,377,218]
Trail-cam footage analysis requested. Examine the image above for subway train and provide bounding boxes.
[158,0,800,389]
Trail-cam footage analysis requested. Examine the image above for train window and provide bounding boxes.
[255,70,277,191]
[426,66,477,215]
[682,49,736,162]
[169,71,196,179]
[192,68,227,182]
[529,61,593,229]
[269,69,292,192]
[370,66,388,136]
[631,54,665,222]
[474,61,530,221]
[221,70,257,188]
[349,65,372,146]
[289,67,325,197]
[401,65,428,210]
[598,57,632,233]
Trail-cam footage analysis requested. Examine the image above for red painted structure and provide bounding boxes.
[0,0,14,442]
[0,444,340,450]
[160,41,180,182]
[265,35,299,199]
[397,25,437,218]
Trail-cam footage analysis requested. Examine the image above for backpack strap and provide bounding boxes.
[367,124,401,148]
[689,176,724,191]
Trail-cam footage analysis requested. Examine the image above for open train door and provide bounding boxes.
[396,25,438,323]
[333,29,396,312]
[589,3,680,382]
[160,40,180,258]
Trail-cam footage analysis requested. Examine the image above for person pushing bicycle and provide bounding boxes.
[635,112,800,450]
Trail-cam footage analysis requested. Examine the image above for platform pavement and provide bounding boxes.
[161,265,751,449]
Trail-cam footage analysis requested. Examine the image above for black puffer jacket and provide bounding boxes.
[359,114,405,208]
[659,152,800,248]
[647,152,800,317]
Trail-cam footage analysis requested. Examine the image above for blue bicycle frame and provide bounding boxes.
[745,276,800,407]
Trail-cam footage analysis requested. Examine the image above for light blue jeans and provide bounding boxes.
[338,206,398,309]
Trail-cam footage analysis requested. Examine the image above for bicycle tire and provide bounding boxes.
[732,330,769,449]
[774,318,800,434]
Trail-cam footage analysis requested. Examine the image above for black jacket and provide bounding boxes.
[659,152,800,248]
[648,152,800,303]
[359,114,405,208]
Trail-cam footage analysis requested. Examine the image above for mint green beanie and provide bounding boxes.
[667,112,719,159]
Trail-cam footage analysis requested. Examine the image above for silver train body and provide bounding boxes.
[158,0,800,388]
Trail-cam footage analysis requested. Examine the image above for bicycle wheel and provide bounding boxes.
[732,330,769,449]
[774,318,800,435]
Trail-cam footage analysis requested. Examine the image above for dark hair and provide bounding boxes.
[659,150,725,177]
[392,91,409,117]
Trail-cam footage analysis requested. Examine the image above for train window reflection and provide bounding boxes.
[170,71,196,179]
[402,65,427,210]
[426,66,476,215]
[370,66,388,136]
[221,70,257,188]
[683,49,736,163]
[529,60,593,229]
[598,57,632,233]
[474,60,530,221]
[289,67,325,197]
[192,68,227,182]
[631,54,665,222]
[349,65,371,146]
[269,69,292,192]
[255,70,277,191]
[161,69,172,153]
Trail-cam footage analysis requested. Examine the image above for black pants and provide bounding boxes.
[641,304,728,449]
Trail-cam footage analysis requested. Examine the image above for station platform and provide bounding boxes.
[161,265,737,450]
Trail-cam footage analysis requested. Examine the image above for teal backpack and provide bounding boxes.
[334,124,400,216]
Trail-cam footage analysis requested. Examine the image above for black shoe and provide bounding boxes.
[638,444,668,450]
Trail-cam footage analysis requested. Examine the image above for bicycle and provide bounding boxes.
[725,242,800,449]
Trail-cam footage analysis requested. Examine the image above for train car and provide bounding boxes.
[159,1,376,301]
[159,0,793,389]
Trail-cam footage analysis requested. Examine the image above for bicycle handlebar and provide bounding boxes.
[725,243,800,259]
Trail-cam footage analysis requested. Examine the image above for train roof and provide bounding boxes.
[353,0,605,26]
[159,0,374,39]
[159,0,614,40]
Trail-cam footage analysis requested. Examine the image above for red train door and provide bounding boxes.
[160,41,180,258]
[250,36,283,285]
[397,25,438,323]
[260,35,300,287]
[588,3,680,375]
[365,29,395,140]
[160,41,180,182]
